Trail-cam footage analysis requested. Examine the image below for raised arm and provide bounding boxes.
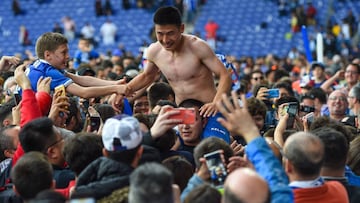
[65,72,118,86]
[320,69,344,93]
[66,83,126,99]
[216,91,293,203]
[195,40,232,116]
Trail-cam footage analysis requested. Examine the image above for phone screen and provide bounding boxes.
[167,108,196,124]
[286,102,298,129]
[90,116,101,132]
[204,150,227,188]
[13,93,21,105]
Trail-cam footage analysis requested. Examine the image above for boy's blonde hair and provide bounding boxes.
[35,32,68,59]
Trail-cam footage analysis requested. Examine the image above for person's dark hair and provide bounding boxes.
[273,69,290,83]
[273,81,294,97]
[29,189,66,203]
[311,127,349,170]
[347,136,360,175]
[284,133,324,177]
[65,97,82,133]
[162,155,194,192]
[153,6,182,26]
[0,99,16,128]
[193,137,234,169]
[63,133,103,176]
[350,62,360,74]
[310,116,354,143]
[129,162,173,203]
[148,82,175,109]
[101,59,114,69]
[107,145,141,164]
[19,117,57,153]
[94,103,116,123]
[250,69,263,78]
[308,88,327,104]
[11,152,53,200]
[178,98,204,109]
[252,84,270,98]
[246,97,267,119]
[138,145,161,165]
[274,96,299,109]
[184,184,221,203]
[0,125,17,161]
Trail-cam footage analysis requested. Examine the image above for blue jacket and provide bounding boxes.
[246,137,293,203]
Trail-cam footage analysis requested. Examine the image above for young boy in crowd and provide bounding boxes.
[26,32,125,99]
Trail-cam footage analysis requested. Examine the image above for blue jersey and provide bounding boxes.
[73,50,99,69]
[27,59,73,92]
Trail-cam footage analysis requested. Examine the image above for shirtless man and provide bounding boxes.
[115,6,232,118]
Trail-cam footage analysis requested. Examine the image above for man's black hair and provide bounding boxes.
[153,6,182,26]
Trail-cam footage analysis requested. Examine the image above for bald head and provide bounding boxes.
[223,168,270,203]
[283,132,324,179]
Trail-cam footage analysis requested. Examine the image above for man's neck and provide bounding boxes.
[320,167,345,178]
[330,114,346,121]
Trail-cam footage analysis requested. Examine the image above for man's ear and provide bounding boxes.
[180,23,185,33]
[51,180,56,189]
[46,146,56,160]
[4,149,14,159]
[284,158,293,174]
[2,119,11,127]
[102,148,109,157]
[44,50,51,60]
[202,117,208,128]
[13,185,19,196]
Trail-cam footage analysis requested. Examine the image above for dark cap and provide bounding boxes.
[311,62,325,70]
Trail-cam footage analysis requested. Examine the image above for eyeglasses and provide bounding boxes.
[345,70,359,75]
[252,76,264,81]
[328,96,347,102]
[2,89,11,96]
[46,137,64,150]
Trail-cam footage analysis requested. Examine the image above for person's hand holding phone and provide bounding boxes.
[150,106,183,140]
[166,107,196,125]
[14,64,31,90]
[48,91,70,127]
[204,150,228,187]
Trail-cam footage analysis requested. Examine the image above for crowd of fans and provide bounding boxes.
[2,0,360,203]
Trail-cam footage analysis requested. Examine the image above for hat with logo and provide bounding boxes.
[102,114,143,152]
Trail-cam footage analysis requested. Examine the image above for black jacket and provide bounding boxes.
[73,157,133,200]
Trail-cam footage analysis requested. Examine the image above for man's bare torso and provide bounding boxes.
[147,35,217,104]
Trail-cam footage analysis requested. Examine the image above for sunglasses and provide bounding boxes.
[252,76,264,81]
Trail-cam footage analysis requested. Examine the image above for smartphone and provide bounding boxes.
[13,92,21,105]
[305,112,314,126]
[204,150,227,188]
[267,88,280,99]
[70,198,95,203]
[90,116,101,132]
[285,102,298,129]
[300,105,315,113]
[167,108,196,124]
[54,84,66,97]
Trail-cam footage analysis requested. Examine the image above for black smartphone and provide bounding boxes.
[13,92,21,105]
[89,116,101,132]
[285,102,298,129]
[204,150,227,188]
